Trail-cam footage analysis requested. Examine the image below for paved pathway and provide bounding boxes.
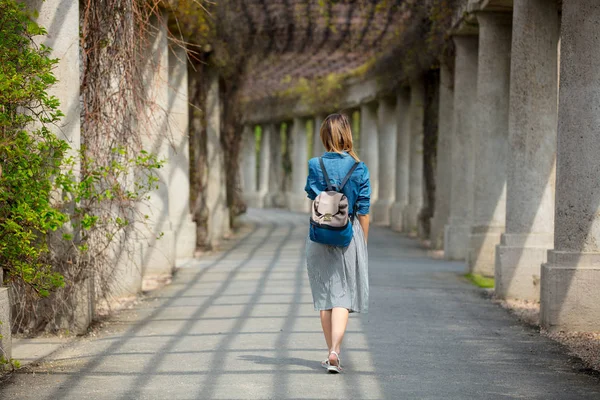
[1,209,600,399]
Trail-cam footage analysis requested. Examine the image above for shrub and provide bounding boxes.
[0,0,69,296]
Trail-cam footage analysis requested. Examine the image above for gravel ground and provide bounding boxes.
[497,298,600,374]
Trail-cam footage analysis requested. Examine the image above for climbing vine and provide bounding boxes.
[1,0,166,333]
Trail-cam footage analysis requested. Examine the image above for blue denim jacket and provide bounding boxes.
[304,151,371,216]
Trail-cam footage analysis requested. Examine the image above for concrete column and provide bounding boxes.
[0,267,10,360]
[267,124,285,207]
[467,12,512,276]
[26,0,80,148]
[402,79,425,234]
[241,125,260,208]
[25,0,88,334]
[257,125,271,208]
[541,0,600,332]
[282,122,293,204]
[313,114,327,156]
[444,36,479,261]
[205,67,230,248]
[391,89,411,232]
[496,0,559,301]
[359,102,379,204]
[140,15,175,276]
[168,46,197,260]
[0,286,10,361]
[431,65,454,250]
[372,97,397,226]
[288,117,310,213]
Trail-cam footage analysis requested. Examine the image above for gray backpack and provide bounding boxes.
[309,158,359,247]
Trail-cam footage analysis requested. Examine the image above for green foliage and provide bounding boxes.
[58,146,163,254]
[465,273,495,289]
[278,58,376,110]
[166,0,214,44]
[0,0,69,295]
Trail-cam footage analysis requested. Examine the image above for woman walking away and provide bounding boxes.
[304,113,371,374]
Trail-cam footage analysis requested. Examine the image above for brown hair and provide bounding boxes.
[319,113,360,162]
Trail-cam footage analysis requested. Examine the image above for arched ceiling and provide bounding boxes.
[230,0,410,105]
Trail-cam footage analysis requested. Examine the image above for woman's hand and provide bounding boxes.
[357,214,369,244]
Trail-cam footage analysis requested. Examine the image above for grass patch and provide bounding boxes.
[465,273,495,289]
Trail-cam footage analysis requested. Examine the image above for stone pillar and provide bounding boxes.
[467,12,512,276]
[241,125,261,208]
[288,117,310,213]
[371,97,397,226]
[444,36,479,261]
[205,66,230,248]
[541,0,600,332]
[430,65,454,250]
[25,0,90,334]
[359,102,379,204]
[313,114,327,156]
[140,15,175,276]
[26,0,80,148]
[496,0,559,301]
[267,124,285,207]
[168,46,197,260]
[402,79,425,234]
[391,89,411,232]
[0,285,10,361]
[257,124,271,208]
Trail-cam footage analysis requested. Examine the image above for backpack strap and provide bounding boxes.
[339,162,359,191]
[319,157,334,191]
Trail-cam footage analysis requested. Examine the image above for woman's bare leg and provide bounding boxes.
[329,307,349,366]
[320,310,333,353]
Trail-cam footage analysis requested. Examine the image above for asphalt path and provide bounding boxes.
[2,208,600,399]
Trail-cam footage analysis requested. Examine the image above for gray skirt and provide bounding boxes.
[305,221,369,313]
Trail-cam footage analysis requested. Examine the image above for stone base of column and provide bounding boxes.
[541,251,600,332]
[268,193,287,208]
[51,276,94,335]
[0,287,11,361]
[390,202,405,232]
[371,199,394,226]
[244,192,263,209]
[141,228,175,277]
[430,214,446,250]
[495,233,552,301]
[444,223,469,261]
[257,192,269,209]
[110,235,143,298]
[402,204,421,234]
[468,226,503,277]
[174,219,197,260]
[287,194,311,213]
[69,276,94,335]
[222,209,231,239]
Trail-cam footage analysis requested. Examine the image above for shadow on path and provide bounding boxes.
[1,209,599,399]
